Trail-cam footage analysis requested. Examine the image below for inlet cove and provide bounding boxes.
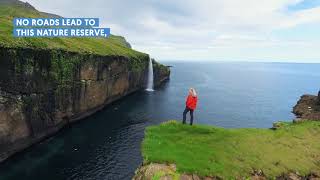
[0,0,319,180]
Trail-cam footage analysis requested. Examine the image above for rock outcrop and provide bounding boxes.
[293,94,320,121]
[133,163,217,180]
[317,90,320,105]
[0,47,170,162]
[133,163,320,180]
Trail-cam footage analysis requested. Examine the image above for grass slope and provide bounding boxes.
[142,121,320,179]
[0,2,146,58]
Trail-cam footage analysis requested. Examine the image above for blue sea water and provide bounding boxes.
[0,62,319,180]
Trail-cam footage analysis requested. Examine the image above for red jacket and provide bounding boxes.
[186,95,198,110]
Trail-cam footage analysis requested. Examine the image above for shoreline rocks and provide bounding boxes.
[292,94,320,121]
[133,163,319,180]
[317,90,320,105]
[133,163,218,180]
[134,93,320,180]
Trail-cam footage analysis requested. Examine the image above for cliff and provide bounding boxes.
[0,0,170,162]
[293,93,320,121]
[134,95,320,180]
[134,121,320,180]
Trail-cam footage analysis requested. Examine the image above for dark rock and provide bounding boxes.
[273,122,284,129]
[277,173,300,180]
[0,47,170,162]
[292,94,320,121]
[307,172,320,180]
[251,169,266,180]
[318,90,320,105]
[276,172,320,180]
[153,60,170,87]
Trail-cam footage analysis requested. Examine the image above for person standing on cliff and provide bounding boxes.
[183,88,198,125]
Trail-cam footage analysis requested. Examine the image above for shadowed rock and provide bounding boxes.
[293,94,320,121]
[0,47,170,163]
[318,90,320,105]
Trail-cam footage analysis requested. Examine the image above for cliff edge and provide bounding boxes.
[293,92,320,121]
[134,121,320,180]
[0,0,170,162]
[134,92,320,180]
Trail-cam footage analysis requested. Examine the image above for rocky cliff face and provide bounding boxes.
[317,91,320,105]
[153,60,170,87]
[293,94,320,121]
[133,163,320,180]
[0,47,170,162]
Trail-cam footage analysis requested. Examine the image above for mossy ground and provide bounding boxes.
[142,120,320,179]
[0,2,153,87]
[0,3,146,59]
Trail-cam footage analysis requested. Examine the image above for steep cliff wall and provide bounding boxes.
[293,94,320,121]
[153,60,170,87]
[0,47,170,162]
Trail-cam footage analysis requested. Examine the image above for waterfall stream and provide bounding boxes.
[146,58,154,91]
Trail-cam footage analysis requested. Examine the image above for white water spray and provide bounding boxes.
[146,58,154,91]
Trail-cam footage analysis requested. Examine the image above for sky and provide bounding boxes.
[24,0,320,62]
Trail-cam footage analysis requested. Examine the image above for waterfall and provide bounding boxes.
[146,58,154,91]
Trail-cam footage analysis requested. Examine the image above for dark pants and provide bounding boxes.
[183,107,194,125]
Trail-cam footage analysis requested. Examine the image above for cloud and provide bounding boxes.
[280,7,320,28]
[24,0,320,62]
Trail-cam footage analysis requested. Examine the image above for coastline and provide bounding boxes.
[134,93,320,180]
[0,1,172,163]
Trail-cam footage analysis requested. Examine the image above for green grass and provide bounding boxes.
[142,120,320,179]
[0,3,146,58]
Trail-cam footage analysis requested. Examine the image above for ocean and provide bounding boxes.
[0,61,319,180]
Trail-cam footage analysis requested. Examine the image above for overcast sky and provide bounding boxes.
[24,0,320,62]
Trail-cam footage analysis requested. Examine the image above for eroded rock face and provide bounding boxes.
[293,94,320,121]
[133,164,320,180]
[133,163,217,180]
[317,91,320,105]
[0,47,170,162]
[153,60,170,87]
[133,163,177,180]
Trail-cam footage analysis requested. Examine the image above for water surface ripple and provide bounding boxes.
[0,62,319,180]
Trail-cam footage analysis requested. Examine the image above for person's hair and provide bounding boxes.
[189,88,197,97]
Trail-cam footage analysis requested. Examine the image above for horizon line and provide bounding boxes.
[157,59,320,64]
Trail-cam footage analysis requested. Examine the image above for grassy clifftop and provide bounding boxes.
[0,1,146,58]
[140,121,320,179]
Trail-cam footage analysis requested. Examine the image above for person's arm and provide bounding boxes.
[186,95,191,107]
